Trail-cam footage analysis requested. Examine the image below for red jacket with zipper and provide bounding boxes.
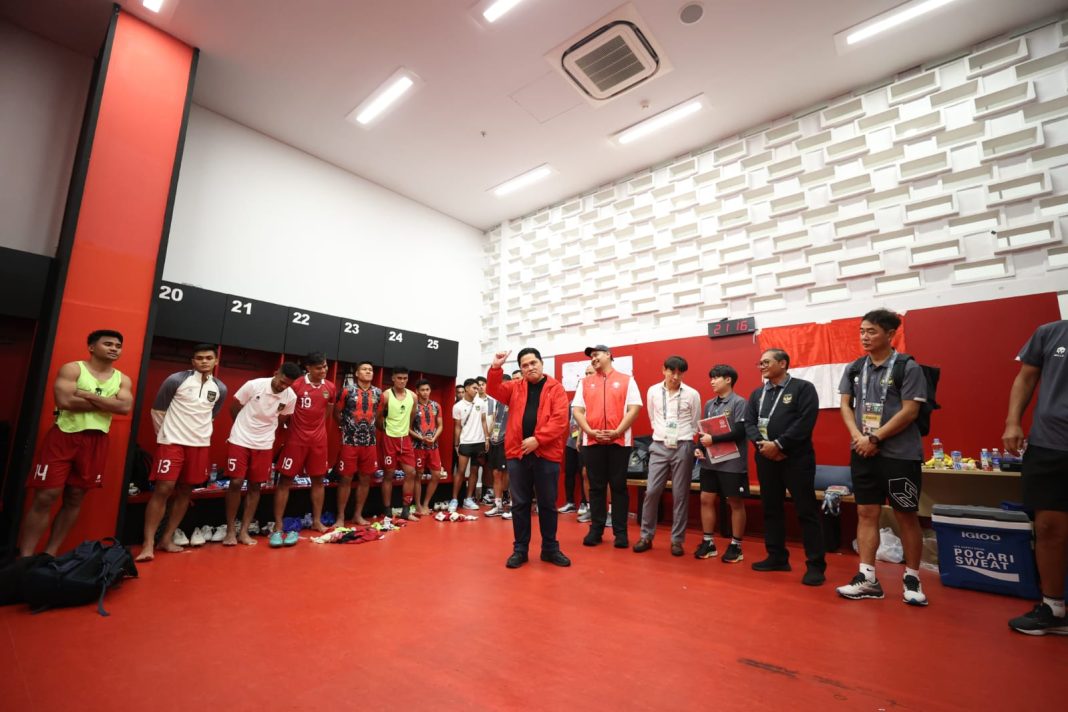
[485,366,569,461]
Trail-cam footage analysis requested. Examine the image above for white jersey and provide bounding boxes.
[153,371,228,447]
[453,398,487,445]
[228,377,296,450]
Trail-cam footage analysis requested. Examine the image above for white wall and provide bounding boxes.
[165,105,485,375]
[482,17,1068,364]
[0,20,91,256]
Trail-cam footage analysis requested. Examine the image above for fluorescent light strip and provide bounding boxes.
[483,0,525,23]
[356,75,415,125]
[846,0,958,45]
[616,98,704,145]
[143,0,165,12]
[492,165,552,197]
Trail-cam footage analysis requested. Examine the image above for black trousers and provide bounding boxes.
[506,455,560,554]
[583,444,631,537]
[755,450,826,569]
[563,446,587,505]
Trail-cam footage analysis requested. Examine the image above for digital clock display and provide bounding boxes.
[707,317,756,338]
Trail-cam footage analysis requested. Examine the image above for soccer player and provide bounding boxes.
[19,330,133,556]
[223,363,299,547]
[378,367,419,520]
[485,374,511,518]
[412,379,445,516]
[452,378,489,512]
[137,344,228,562]
[275,353,337,533]
[334,361,380,527]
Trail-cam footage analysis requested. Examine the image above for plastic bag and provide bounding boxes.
[851,527,905,563]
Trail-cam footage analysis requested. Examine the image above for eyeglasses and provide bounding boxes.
[757,360,774,367]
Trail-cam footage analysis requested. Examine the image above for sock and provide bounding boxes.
[860,563,876,582]
[703,533,713,542]
[731,538,743,546]
[1044,596,1066,618]
[904,567,920,580]
[495,498,502,507]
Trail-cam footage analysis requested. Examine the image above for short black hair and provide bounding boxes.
[475,376,486,384]
[280,361,302,379]
[708,364,739,387]
[356,360,374,370]
[88,330,122,345]
[192,343,218,355]
[511,370,522,378]
[415,379,431,389]
[393,366,409,376]
[304,351,326,366]
[463,378,477,388]
[663,355,688,372]
[763,349,790,368]
[862,308,902,332]
[501,373,511,382]
[516,347,542,365]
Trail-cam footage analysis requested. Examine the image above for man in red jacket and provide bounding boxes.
[487,347,571,569]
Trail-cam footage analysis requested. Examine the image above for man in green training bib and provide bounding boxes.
[377,366,419,520]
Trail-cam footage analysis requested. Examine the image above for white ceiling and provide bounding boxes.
[5,0,1066,230]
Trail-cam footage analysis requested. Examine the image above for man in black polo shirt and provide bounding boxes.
[1003,319,1068,635]
[836,309,928,606]
[744,348,826,586]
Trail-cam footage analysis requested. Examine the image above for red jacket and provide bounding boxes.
[485,366,569,461]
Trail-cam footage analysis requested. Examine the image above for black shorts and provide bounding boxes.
[1022,444,1068,512]
[457,443,486,459]
[850,453,922,512]
[487,442,507,470]
[699,468,750,498]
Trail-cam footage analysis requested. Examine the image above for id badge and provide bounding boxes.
[861,402,883,435]
[665,420,679,449]
[758,417,770,440]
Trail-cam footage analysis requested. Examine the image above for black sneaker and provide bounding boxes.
[694,540,718,559]
[582,530,603,547]
[836,572,885,599]
[613,535,629,549]
[505,552,528,569]
[1008,603,1068,636]
[540,550,571,567]
[751,558,791,572]
[721,543,743,564]
[802,567,826,586]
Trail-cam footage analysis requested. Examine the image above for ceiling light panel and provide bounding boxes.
[614,96,705,145]
[491,165,553,197]
[835,0,961,53]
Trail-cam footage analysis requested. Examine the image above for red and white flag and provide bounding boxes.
[757,318,907,408]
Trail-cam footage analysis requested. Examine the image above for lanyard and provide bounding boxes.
[758,376,791,420]
[707,396,729,418]
[661,385,681,422]
[860,352,898,410]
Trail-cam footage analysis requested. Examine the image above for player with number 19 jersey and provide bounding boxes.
[278,374,337,477]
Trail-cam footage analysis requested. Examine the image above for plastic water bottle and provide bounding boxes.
[932,438,944,463]
[951,450,962,470]
[980,449,991,471]
[991,448,1001,470]
[209,464,218,483]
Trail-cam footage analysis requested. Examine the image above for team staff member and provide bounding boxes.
[378,366,419,520]
[334,361,380,527]
[836,310,928,606]
[451,379,489,512]
[275,353,336,533]
[19,330,133,557]
[1003,319,1068,635]
[138,344,228,562]
[572,344,643,549]
[634,356,701,556]
[412,379,445,516]
[223,363,299,547]
[487,348,571,569]
[744,349,826,586]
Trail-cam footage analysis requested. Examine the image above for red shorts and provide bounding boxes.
[226,443,273,484]
[152,444,210,485]
[278,439,328,477]
[414,447,442,473]
[382,435,416,469]
[337,444,378,477]
[27,426,108,490]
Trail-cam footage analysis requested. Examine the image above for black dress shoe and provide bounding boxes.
[802,567,826,586]
[582,531,603,547]
[505,552,528,569]
[540,550,571,567]
[632,538,652,553]
[613,536,629,549]
[751,558,792,572]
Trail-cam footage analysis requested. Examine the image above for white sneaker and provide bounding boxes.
[558,503,576,513]
[485,505,503,517]
[902,574,928,606]
[247,520,260,535]
[172,529,190,546]
[210,525,227,543]
[501,511,512,520]
[836,573,885,600]
[463,498,480,510]
[577,503,589,515]
[448,498,459,513]
[189,527,207,547]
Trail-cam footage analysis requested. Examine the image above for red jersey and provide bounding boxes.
[288,375,337,443]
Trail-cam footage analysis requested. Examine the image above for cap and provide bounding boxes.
[584,344,611,357]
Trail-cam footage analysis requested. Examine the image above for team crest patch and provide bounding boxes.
[782,394,793,404]
[207,391,217,402]
[322,391,330,399]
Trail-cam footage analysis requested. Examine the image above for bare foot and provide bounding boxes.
[406,512,420,522]
[353,517,370,526]
[417,507,431,516]
[334,518,346,529]
[238,533,257,546]
[312,521,328,533]
[135,547,155,562]
[222,534,237,546]
[158,541,185,554]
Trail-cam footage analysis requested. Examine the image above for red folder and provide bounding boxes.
[697,415,740,464]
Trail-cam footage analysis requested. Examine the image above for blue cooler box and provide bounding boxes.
[931,505,1039,599]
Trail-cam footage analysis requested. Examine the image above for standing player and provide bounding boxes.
[275,353,336,533]
[412,379,445,516]
[378,367,419,520]
[485,374,512,518]
[19,330,133,556]
[475,376,493,502]
[137,344,227,562]
[334,361,380,527]
[452,379,490,512]
[223,363,299,547]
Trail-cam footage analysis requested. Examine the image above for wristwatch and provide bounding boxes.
[868,433,881,445]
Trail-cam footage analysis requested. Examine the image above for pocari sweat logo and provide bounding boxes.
[953,543,1020,582]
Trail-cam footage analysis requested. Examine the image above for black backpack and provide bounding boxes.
[22,538,138,616]
[847,353,940,436]
[627,436,653,477]
[0,553,53,606]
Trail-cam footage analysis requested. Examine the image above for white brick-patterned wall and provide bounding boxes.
[481,17,1068,367]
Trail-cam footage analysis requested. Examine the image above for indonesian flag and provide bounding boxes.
[757,318,907,409]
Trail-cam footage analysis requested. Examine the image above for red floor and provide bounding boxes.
[1,514,1063,711]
